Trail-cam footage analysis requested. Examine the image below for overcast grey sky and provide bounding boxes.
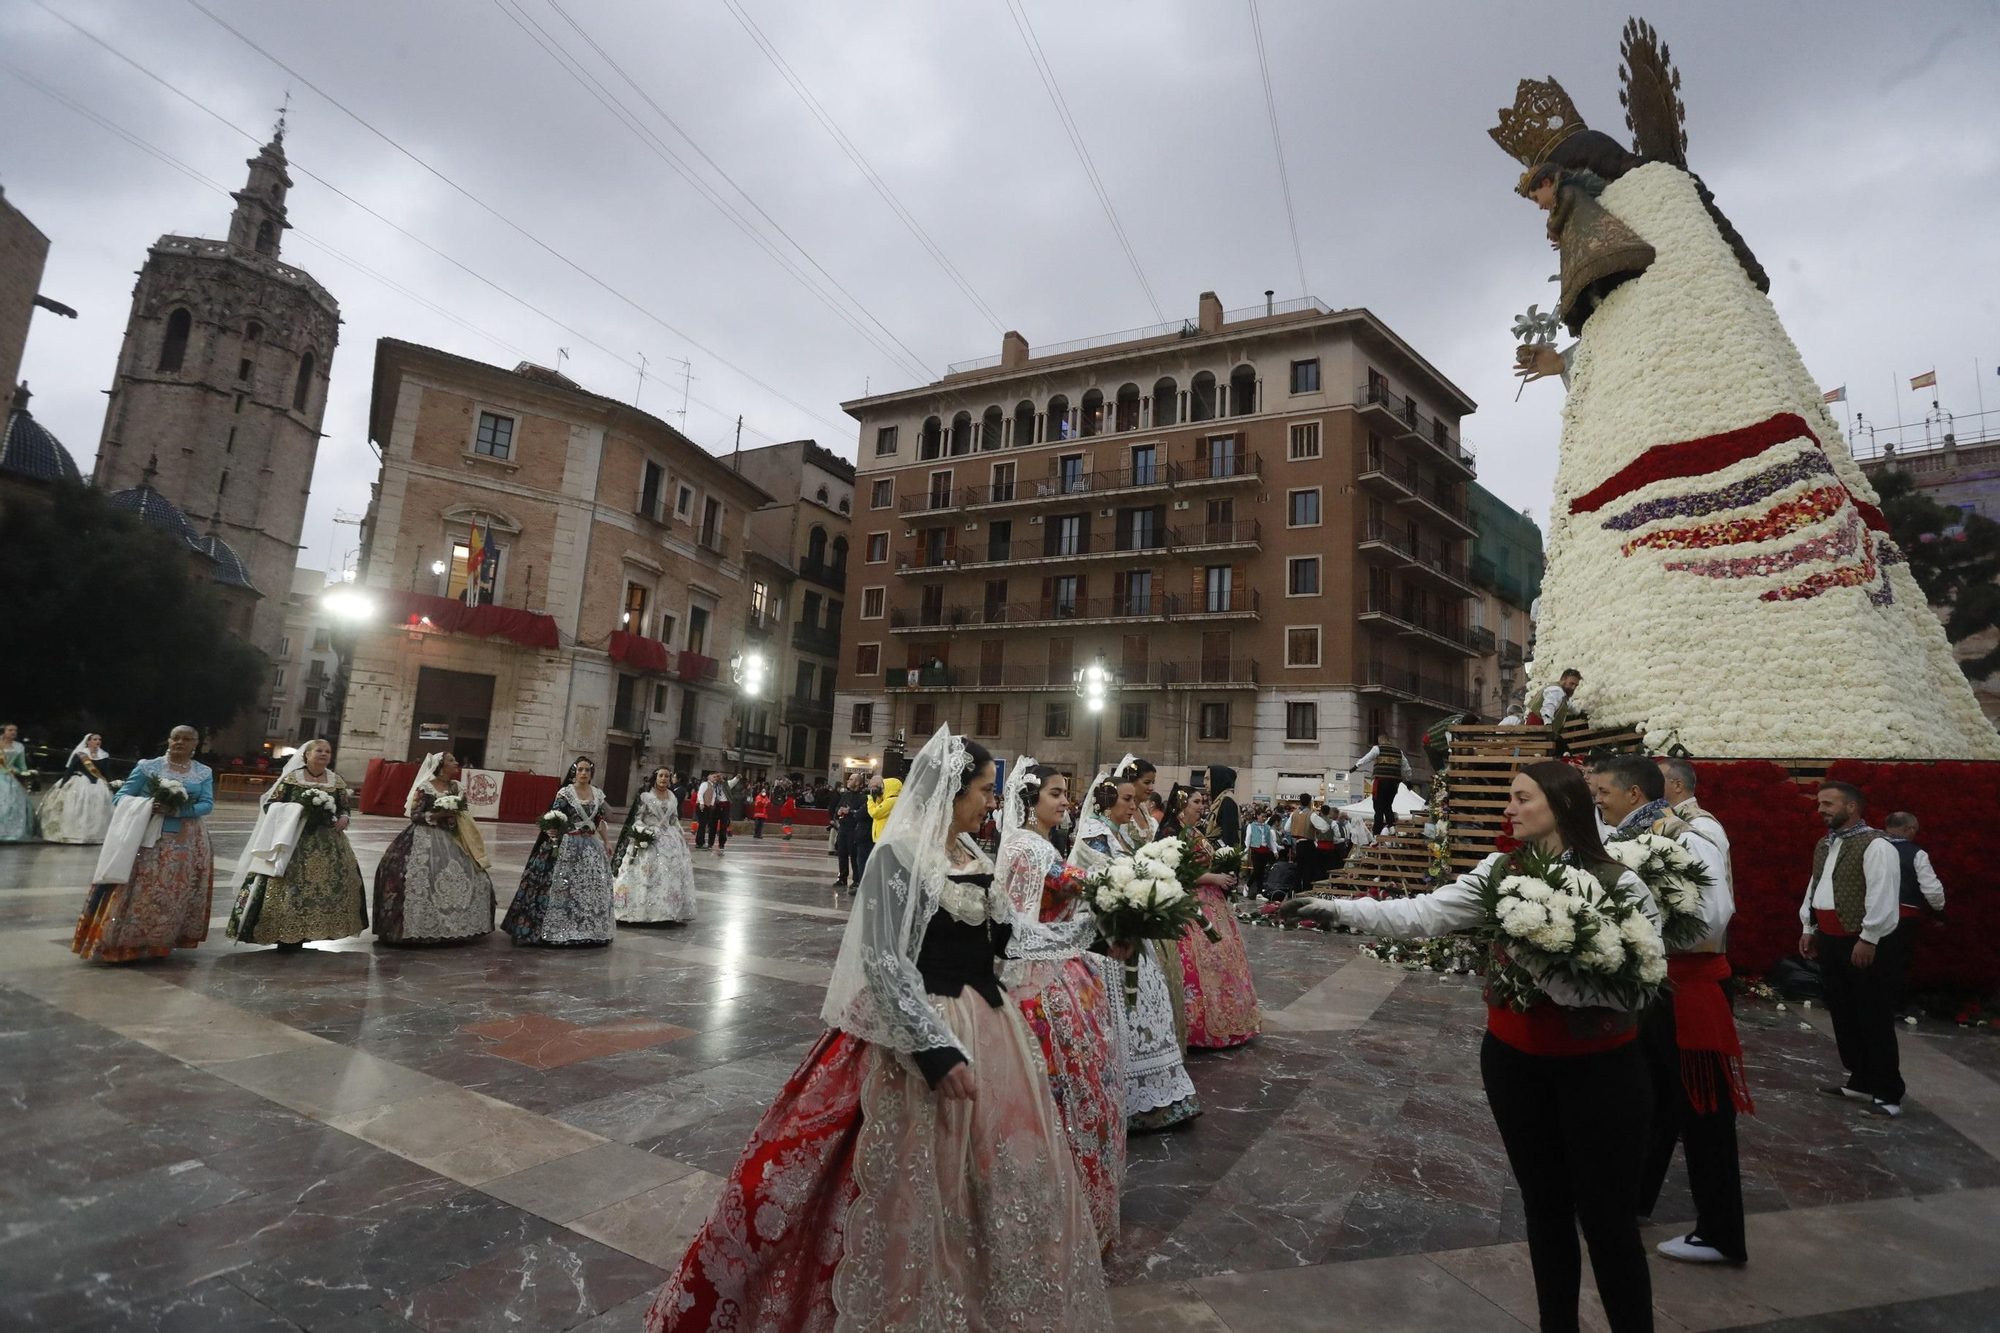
[5,0,1998,571]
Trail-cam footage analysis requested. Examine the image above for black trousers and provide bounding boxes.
[1636,996,1746,1260]
[1879,917,1921,1012]
[1481,1032,1655,1333]
[1817,930,1906,1104]
[752,817,765,839]
[713,813,730,850]
[835,822,866,884]
[693,807,714,847]
[1372,778,1401,835]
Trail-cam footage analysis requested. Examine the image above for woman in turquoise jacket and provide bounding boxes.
[73,724,216,963]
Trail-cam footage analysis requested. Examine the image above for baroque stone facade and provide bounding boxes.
[90,129,339,752]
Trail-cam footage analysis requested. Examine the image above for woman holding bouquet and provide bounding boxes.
[996,758,1127,1247]
[0,722,37,841]
[371,751,494,944]
[39,734,117,844]
[72,725,213,963]
[502,757,615,946]
[1166,785,1262,1048]
[611,767,696,924]
[644,728,1114,1331]
[1284,760,1662,1333]
[1071,771,1200,1133]
[228,739,367,948]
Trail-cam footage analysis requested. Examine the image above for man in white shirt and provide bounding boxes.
[1539,669,1582,752]
[1658,757,1731,894]
[1589,754,1744,1265]
[1799,781,1906,1117]
[1880,810,1947,1021]
[695,773,720,849]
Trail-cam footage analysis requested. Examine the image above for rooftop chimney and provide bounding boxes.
[1265,289,1275,316]
[1197,291,1223,335]
[1001,330,1029,370]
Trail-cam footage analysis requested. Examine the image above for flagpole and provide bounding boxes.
[1892,371,1904,446]
[1977,359,1987,435]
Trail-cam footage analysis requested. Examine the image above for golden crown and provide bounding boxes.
[1489,76,1590,171]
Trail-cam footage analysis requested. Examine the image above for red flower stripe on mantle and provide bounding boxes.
[1569,412,1818,516]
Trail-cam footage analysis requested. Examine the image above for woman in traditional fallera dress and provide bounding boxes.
[1286,762,1662,1333]
[644,728,1114,1333]
[228,740,368,948]
[996,758,1128,1247]
[1071,769,1200,1133]
[502,756,615,946]
[40,735,118,844]
[0,722,37,842]
[1164,785,1263,1049]
[611,766,697,924]
[72,725,213,963]
[372,751,495,944]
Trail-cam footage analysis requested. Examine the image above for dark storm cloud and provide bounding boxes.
[4,0,1996,568]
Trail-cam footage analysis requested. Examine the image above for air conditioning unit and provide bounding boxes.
[903,529,916,538]
[1173,500,1191,511]
[964,522,979,531]
[1029,515,1045,525]
[1098,507,1115,518]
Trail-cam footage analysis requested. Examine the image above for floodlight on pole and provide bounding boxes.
[1073,651,1119,777]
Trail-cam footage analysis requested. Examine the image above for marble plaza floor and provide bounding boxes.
[2,807,1998,1332]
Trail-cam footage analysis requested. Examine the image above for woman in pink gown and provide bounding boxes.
[1164,785,1263,1048]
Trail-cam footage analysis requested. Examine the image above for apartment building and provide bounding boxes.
[1466,484,1544,720]
[271,567,341,747]
[835,292,1479,795]
[339,339,775,803]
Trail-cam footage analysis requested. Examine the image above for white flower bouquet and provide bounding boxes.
[431,793,465,814]
[151,775,190,815]
[1468,847,1667,1013]
[1087,840,1220,1007]
[1206,842,1242,877]
[1603,832,1714,952]
[282,784,342,831]
[627,824,657,849]
[537,809,570,835]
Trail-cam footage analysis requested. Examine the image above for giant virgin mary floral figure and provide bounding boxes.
[1501,19,1998,760]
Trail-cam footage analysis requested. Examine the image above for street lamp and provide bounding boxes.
[1074,651,1118,779]
[728,650,768,768]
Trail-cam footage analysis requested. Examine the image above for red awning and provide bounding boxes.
[608,630,674,673]
[379,590,561,650]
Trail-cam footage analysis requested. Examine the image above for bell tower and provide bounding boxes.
[226,112,292,259]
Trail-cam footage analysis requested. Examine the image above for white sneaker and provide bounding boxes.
[1657,1233,1732,1264]
[1867,1100,1902,1118]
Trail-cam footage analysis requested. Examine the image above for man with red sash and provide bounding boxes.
[1799,781,1905,1118]
[1589,754,1748,1265]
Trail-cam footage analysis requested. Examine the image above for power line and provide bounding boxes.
[496,0,934,386]
[719,0,1007,333]
[0,56,786,450]
[1246,0,1309,299]
[998,0,1165,324]
[181,0,853,437]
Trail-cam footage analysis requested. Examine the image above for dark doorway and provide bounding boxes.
[408,667,495,767]
[605,742,633,806]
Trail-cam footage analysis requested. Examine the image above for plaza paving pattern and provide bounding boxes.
[2,807,1997,1331]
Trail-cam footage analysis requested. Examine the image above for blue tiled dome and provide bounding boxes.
[106,484,202,546]
[1,392,83,483]
[195,533,256,590]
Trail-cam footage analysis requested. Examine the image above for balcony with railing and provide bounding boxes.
[1360,660,1472,711]
[744,607,779,638]
[1355,592,1479,656]
[1172,518,1262,554]
[791,621,841,657]
[1355,382,1477,475]
[788,693,834,723]
[1357,448,1416,499]
[697,528,730,559]
[896,450,1260,516]
[1501,640,1526,666]
[887,586,1257,633]
[887,657,1259,690]
[1356,523,1476,595]
[797,556,847,590]
[1400,482,1479,537]
[676,650,720,683]
[735,729,779,755]
[1469,626,1497,655]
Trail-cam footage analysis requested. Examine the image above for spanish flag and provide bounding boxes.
[1910,370,1937,391]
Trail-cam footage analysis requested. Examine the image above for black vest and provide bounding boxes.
[1887,837,1936,916]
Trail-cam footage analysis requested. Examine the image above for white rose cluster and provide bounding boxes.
[1527,162,2000,761]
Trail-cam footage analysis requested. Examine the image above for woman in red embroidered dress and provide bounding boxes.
[1162,785,1263,1048]
[1285,762,1661,1333]
[994,758,1127,1248]
[645,729,1114,1333]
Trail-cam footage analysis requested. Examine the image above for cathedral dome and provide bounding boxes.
[195,532,257,590]
[1,387,83,483]
[106,483,202,546]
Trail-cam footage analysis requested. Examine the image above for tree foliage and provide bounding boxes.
[0,484,266,752]
[1874,468,2000,679]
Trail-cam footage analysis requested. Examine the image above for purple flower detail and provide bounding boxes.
[1601,451,1835,532]
[1663,512,1861,579]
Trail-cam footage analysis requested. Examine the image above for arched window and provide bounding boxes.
[1046,394,1071,440]
[1115,383,1141,432]
[980,406,1003,451]
[1152,376,1178,427]
[807,525,828,564]
[157,308,191,372]
[292,351,315,412]
[244,321,263,343]
[831,535,849,574]
[1013,399,1036,446]
[920,415,942,460]
[815,484,830,503]
[1079,389,1104,437]
[255,220,276,256]
[1189,372,1216,422]
[838,496,850,514]
[949,411,972,456]
[1229,364,1258,417]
